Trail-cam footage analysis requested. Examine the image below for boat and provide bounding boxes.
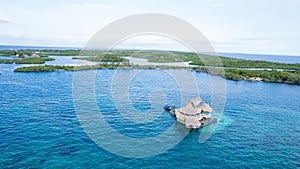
[164,96,214,129]
[164,104,176,116]
[163,104,173,111]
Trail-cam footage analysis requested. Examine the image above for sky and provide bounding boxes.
[0,0,300,55]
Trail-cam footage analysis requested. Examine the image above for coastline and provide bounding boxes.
[12,64,300,85]
[0,49,299,85]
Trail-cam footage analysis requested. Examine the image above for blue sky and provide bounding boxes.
[0,0,299,55]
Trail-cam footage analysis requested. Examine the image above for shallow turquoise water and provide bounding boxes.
[0,64,299,168]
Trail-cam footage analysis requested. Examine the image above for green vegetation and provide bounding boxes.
[116,50,300,70]
[0,49,80,56]
[0,49,135,57]
[190,55,300,70]
[0,49,41,56]
[14,64,124,72]
[14,65,72,72]
[0,57,55,64]
[2,49,299,70]
[13,64,189,72]
[13,63,300,85]
[191,67,299,85]
[2,49,299,85]
[223,69,300,85]
[73,55,126,62]
[129,50,184,62]
[191,66,300,85]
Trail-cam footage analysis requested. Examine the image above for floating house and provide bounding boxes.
[174,96,213,129]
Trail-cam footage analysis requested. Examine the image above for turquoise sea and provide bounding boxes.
[0,60,300,168]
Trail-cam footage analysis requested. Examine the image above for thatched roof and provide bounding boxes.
[180,96,213,115]
[191,96,203,106]
[181,101,197,115]
[199,103,213,112]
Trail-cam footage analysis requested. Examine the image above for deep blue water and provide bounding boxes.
[0,62,299,168]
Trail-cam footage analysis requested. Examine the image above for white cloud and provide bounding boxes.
[0,32,86,47]
[0,18,11,24]
[72,2,116,9]
[115,35,192,51]
[255,40,267,45]
[0,10,12,24]
[211,2,222,8]
[0,1,299,55]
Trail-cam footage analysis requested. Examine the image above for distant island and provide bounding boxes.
[0,57,54,64]
[0,49,299,85]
